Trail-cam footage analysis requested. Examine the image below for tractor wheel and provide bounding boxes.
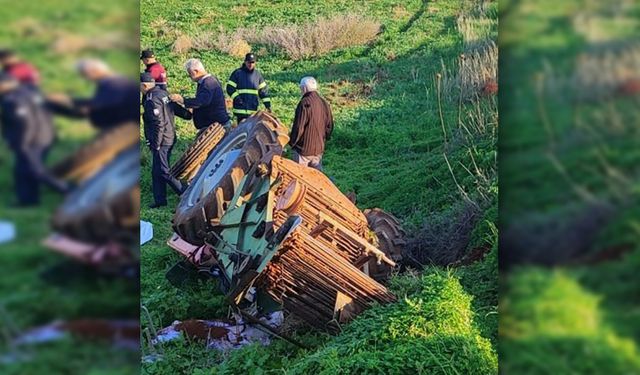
[51,146,140,247]
[50,122,139,182]
[170,123,227,182]
[173,112,288,245]
[364,208,407,281]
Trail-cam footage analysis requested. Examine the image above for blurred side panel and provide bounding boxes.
[499,0,640,373]
[0,1,140,374]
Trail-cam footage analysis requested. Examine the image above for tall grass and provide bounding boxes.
[442,1,498,102]
[543,43,640,102]
[182,14,380,60]
[409,0,498,266]
[255,14,380,60]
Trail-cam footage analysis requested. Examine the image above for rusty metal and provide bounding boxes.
[51,122,139,182]
[167,152,405,332]
[170,123,226,182]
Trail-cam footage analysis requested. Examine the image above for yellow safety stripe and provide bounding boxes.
[258,81,267,89]
[237,89,259,95]
[231,89,259,100]
[232,108,257,115]
[226,80,237,88]
[261,97,271,102]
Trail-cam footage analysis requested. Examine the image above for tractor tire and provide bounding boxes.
[52,146,140,247]
[364,208,407,281]
[170,123,227,182]
[50,122,139,182]
[173,112,289,246]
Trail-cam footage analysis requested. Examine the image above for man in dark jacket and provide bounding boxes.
[47,59,139,131]
[289,76,333,171]
[141,49,167,89]
[226,53,271,122]
[0,74,69,206]
[141,73,192,208]
[170,58,231,132]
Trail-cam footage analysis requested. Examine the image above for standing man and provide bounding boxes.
[140,49,167,89]
[170,58,231,132]
[47,59,139,131]
[0,49,40,87]
[226,53,271,123]
[289,76,333,171]
[0,74,69,206]
[141,73,192,208]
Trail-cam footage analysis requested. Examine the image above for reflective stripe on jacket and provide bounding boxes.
[226,65,270,116]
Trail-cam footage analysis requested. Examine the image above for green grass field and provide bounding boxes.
[0,1,139,374]
[140,0,498,373]
[499,0,640,373]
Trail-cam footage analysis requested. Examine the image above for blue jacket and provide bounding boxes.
[184,74,230,129]
[74,75,139,130]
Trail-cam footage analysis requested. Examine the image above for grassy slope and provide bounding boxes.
[140,0,498,373]
[0,1,139,374]
[500,0,640,372]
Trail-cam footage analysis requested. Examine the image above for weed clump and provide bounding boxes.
[193,28,252,59]
[256,14,380,60]
[201,271,496,374]
[172,34,193,54]
[287,270,497,374]
[500,268,640,373]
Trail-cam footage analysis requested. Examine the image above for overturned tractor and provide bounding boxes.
[167,112,405,332]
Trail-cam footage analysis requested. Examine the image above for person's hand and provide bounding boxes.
[170,93,184,104]
[46,92,72,105]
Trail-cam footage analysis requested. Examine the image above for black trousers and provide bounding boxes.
[151,144,183,205]
[13,145,68,205]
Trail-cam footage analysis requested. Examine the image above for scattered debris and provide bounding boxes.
[140,221,153,245]
[0,221,16,244]
[5,319,139,352]
[151,312,283,352]
[43,233,136,269]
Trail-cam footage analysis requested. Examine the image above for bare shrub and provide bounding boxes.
[50,31,137,54]
[172,34,193,54]
[11,17,45,38]
[188,14,379,60]
[572,0,637,43]
[405,201,481,266]
[501,202,616,268]
[150,17,175,39]
[253,14,380,60]
[440,1,498,102]
[441,40,498,102]
[192,28,252,58]
[51,32,88,54]
[456,15,495,50]
[543,43,640,102]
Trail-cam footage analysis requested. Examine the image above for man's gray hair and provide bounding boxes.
[184,58,205,72]
[300,76,318,92]
[75,58,110,74]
